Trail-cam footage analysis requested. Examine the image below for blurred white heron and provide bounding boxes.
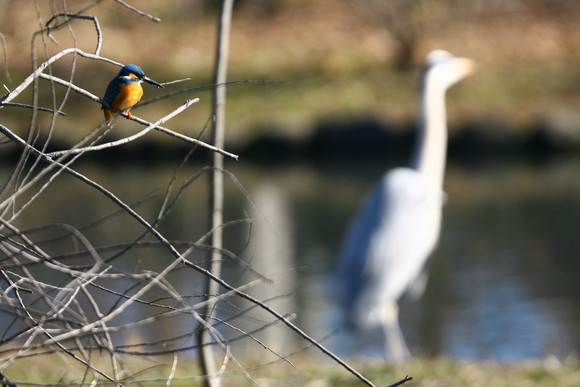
[339,50,474,361]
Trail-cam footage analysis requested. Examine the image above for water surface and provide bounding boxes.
[1,155,578,362]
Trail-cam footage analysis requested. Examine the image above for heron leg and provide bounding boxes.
[380,301,411,362]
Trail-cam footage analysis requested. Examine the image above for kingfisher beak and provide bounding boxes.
[143,76,163,88]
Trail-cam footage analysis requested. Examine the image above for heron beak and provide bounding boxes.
[143,76,163,88]
[460,58,476,77]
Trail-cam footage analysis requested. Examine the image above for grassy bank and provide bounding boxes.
[2,354,578,386]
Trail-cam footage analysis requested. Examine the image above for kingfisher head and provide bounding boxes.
[116,64,163,88]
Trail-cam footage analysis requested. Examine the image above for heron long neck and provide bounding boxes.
[411,77,448,190]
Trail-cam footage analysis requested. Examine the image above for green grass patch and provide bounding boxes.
[3,354,578,386]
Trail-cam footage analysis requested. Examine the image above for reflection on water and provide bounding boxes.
[2,156,578,361]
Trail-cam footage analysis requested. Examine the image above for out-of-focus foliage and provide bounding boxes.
[0,0,578,147]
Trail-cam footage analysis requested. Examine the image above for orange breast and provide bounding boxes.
[111,82,144,113]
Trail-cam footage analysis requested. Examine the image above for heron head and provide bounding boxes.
[424,50,475,89]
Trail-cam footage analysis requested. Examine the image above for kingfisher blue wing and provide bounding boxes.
[102,79,121,108]
[102,78,121,120]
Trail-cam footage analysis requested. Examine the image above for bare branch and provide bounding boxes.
[0,102,66,116]
[112,0,161,22]
[45,98,199,157]
[44,12,103,55]
[0,47,119,104]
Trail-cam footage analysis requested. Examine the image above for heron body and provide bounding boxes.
[102,64,162,123]
[339,50,474,361]
[342,169,444,323]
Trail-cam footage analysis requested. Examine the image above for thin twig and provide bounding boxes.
[38,72,102,103]
[0,102,66,115]
[166,354,178,387]
[160,77,192,86]
[45,98,198,157]
[140,79,283,107]
[112,0,161,22]
[387,376,413,387]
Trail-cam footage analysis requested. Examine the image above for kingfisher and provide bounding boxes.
[102,64,163,124]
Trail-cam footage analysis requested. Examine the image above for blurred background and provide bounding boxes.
[1,0,579,363]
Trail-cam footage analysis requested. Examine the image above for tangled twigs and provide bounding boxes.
[44,12,103,55]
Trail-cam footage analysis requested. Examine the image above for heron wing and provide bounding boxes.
[339,167,445,326]
[339,178,384,317]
